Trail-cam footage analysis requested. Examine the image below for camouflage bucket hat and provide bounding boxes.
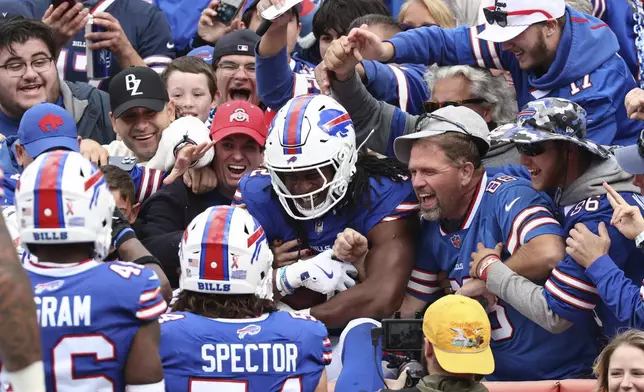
[489,97,610,159]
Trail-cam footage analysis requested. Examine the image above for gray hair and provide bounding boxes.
[425,65,517,126]
[565,0,593,15]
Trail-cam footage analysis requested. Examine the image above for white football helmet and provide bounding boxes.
[179,205,273,299]
[265,94,358,220]
[15,151,115,260]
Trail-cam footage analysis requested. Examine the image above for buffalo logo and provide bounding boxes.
[237,324,261,339]
[517,108,536,122]
[287,156,298,164]
[34,279,64,295]
[317,109,353,138]
[38,114,64,133]
[450,234,462,248]
[230,108,250,123]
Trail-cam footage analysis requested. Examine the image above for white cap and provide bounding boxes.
[477,0,566,43]
[393,106,490,164]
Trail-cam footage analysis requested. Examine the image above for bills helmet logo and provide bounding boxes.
[38,114,64,133]
[34,279,65,294]
[287,156,298,164]
[317,109,353,138]
[237,324,262,339]
[517,108,536,122]
[450,234,462,249]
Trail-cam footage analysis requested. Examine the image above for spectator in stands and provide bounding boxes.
[470,98,644,341]
[100,164,140,225]
[397,0,456,29]
[593,330,644,392]
[337,296,494,391]
[324,37,517,165]
[161,56,217,123]
[213,29,261,107]
[136,100,267,287]
[36,0,175,90]
[348,0,641,146]
[0,17,113,143]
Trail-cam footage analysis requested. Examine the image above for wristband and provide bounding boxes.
[478,255,501,281]
[114,228,136,249]
[277,266,295,297]
[133,255,163,269]
[636,230,644,249]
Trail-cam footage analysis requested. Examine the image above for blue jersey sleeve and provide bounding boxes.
[585,253,644,328]
[359,178,419,231]
[256,47,319,111]
[108,262,167,322]
[490,175,562,255]
[129,165,165,204]
[289,312,333,368]
[361,61,429,115]
[407,221,442,302]
[137,6,175,73]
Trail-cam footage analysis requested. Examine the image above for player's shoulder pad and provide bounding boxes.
[107,156,138,172]
[238,170,273,199]
[367,173,413,194]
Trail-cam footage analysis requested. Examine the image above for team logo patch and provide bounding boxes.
[450,234,462,249]
[38,114,63,133]
[517,108,536,121]
[237,324,261,339]
[34,279,65,295]
[287,156,298,164]
[230,108,250,123]
[317,109,353,138]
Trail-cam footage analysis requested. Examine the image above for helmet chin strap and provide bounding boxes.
[356,129,375,152]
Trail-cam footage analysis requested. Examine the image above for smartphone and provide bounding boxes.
[215,0,244,25]
[381,319,424,352]
[52,0,78,8]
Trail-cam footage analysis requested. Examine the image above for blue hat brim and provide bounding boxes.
[22,136,79,158]
[615,144,644,175]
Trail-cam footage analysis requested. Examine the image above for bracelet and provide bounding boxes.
[277,267,295,297]
[635,230,644,249]
[478,255,501,281]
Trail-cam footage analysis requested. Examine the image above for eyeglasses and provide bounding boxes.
[516,142,546,157]
[0,57,54,77]
[415,112,471,136]
[483,8,554,28]
[423,98,488,113]
[399,22,437,31]
[217,61,256,75]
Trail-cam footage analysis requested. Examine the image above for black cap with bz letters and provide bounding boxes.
[109,66,169,119]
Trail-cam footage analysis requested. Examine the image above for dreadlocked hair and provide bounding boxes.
[345,152,410,211]
[172,291,278,319]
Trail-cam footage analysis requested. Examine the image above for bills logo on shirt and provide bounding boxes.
[237,324,261,339]
[317,109,353,138]
[34,279,65,295]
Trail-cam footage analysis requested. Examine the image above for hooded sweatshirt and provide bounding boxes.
[485,156,644,338]
[381,375,489,392]
[386,5,640,146]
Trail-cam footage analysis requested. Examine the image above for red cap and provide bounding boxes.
[210,101,268,146]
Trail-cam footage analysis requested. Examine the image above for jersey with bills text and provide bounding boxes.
[232,169,419,252]
[57,0,174,91]
[159,311,331,392]
[409,172,598,381]
[543,193,644,337]
[3,259,167,391]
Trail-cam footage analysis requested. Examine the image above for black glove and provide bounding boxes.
[112,207,136,249]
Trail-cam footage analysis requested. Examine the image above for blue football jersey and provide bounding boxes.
[409,172,598,381]
[159,311,331,392]
[16,259,166,391]
[233,168,419,252]
[543,193,644,338]
[57,0,174,90]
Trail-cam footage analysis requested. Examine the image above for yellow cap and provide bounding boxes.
[422,294,495,375]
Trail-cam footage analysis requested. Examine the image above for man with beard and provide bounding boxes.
[390,105,597,381]
[344,0,640,146]
[469,98,644,340]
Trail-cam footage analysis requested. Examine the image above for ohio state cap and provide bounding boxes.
[210,101,268,146]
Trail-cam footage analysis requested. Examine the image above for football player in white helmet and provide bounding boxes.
[9,151,167,392]
[161,205,332,391]
[234,94,419,328]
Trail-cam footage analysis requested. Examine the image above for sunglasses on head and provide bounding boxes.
[483,8,554,28]
[516,142,546,157]
[415,113,472,137]
[423,99,488,113]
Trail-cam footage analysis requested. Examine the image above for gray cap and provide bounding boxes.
[393,106,491,164]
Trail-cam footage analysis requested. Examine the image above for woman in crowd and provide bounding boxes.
[397,0,456,29]
[161,56,217,123]
[595,330,644,392]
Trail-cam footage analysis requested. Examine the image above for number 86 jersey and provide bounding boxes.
[0,259,167,392]
[408,172,599,381]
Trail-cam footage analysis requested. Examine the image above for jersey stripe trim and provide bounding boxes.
[518,216,559,245]
[407,280,441,295]
[507,206,550,254]
[485,40,503,70]
[545,279,596,310]
[411,269,437,282]
[388,65,409,112]
[468,27,486,68]
[140,287,162,303]
[136,299,168,320]
[551,268,598,295]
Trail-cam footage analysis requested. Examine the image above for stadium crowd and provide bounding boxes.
[1,0,644,391]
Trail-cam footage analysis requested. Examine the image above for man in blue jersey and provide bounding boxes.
[4,150,167,391]
[233,94,420,328]
[347,0,640,146]
[470,98,644,340]
[160,205,331,391]
[389,103,597,381]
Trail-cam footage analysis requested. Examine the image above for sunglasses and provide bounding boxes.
[415,112,472,137]
[423,99,488,113]
[638,129,644,158]
[483,8,554,28]
[516,142,546,157]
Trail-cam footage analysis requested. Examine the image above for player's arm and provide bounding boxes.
[0,198,45,391]
[311,217,418,327]
[315,368,329,392]
[398,234,443,318]
[503,234,564,280]
[125,321,165,391]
